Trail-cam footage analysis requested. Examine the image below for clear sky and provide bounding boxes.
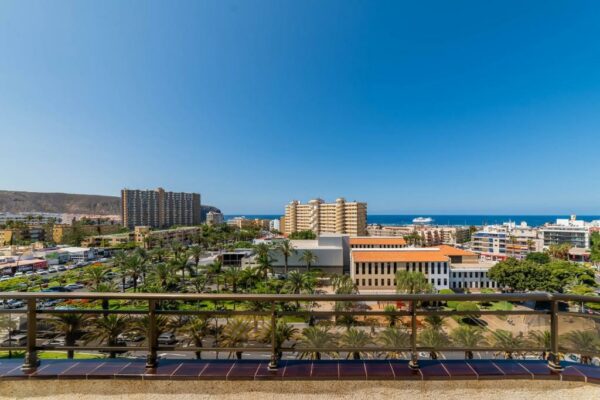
[1,1,599,215]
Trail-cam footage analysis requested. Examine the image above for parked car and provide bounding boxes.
[3,300,25,309]
[25,271,35,276]
[48,267,59,273]
[45,336,66,346]
[57,266,67,272]
[157,332,177,345]
[0,276,10,282]
[37,270,49,276]
[64,283,84,290]
[13,272,24,277]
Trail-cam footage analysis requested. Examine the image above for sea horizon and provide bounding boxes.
[224,214,600,228]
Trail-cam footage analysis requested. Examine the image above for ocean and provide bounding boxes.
[225,214,600,228]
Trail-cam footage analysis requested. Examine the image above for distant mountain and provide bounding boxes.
[0,190,220,219]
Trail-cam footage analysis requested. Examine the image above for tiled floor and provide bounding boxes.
[0,359,598,384]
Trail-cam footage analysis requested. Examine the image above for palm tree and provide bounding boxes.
[560,330,600,364]
[47,313,90,358]
[297,326,337,360]
[84,265,107,291]
[150,247,167,263]
[222,267,241,293]
[424,315,446,330]
[150,262,177,289]
[220,318,252,360]
[256,320,299,360]
[285,270,316,309]
[125,254,146,292]
[169,240,185,259]
[339,328,372,360]
[491,329,527,359]
[256,254,274,282]
[377,327,411,359]
[450,325,487,359]
[112,250,128,292]
[528,330,551,359]
[188,246,205,275]
[418,327,449,359]
[179,317,212,359]
[395,270,432,294]
[276,240,296,275]
[383,305,399,327]
[300,250,318,271]
[170,254,193,285]
[84,315,131,358]
[93,282,117,317]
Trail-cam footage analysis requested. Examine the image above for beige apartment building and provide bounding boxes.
[283,198,367,236]
[121,187,201,229]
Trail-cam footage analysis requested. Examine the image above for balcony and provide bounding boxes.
[0,292,599,397]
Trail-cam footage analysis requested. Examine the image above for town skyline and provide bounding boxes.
[1,2,600,214]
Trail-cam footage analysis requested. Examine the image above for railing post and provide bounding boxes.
[146,299,158,369]
[22,298,39,372]
[409,300,419,369]
[548,298,563,371]
[268,301,278,370]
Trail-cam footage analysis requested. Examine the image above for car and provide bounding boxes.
[37,270,49,276]
[25,271,35,276]
[57,266,67,272]
[13,272,24,277]
[157,332,177,345]
[0,276,10,282]
[118,333,145,342]
[64,283,84,290]
[45,337,66,346]
[42,286,73,292]
[4,300,25,309]
[48,267,59,273]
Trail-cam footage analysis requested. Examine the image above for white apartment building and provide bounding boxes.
[206,211,224,226]
[540,216,592,249]
[471,222,543,261]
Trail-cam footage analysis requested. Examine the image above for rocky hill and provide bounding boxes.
[0,190,220,219]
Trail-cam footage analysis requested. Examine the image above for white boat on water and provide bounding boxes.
[413,217,433,224]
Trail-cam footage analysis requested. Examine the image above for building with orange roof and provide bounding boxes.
[350,245,499,293]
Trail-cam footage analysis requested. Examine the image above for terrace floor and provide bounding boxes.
[0,358,599,383]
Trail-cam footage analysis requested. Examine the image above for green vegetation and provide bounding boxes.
[488,257,596,293]
[591,232,600,263]
[288,230,316,240]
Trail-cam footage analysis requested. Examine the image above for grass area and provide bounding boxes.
[489,301,514,311]
[0,351,105,360]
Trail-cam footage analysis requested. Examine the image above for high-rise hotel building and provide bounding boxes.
[121,188,201,229]
[283,198,367,236]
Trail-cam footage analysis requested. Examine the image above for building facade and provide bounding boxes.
[540,217,591,249]
[350,245,497,292]
[284,198,367,236]
[367,225,471,245]
[471,222,543,261]
[121,188,201,229]
[206,211,225,226]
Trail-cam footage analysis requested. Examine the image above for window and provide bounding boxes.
[387,279,391,286]
[424,263,428,274]
[443,263,447,274]
[355,264,359,274]
[437,278,441,286]
[393,263,397,273]
[362,279,365,286]
[387,264,391,274]
[368,279,372,286]
[362,265,365,274]
[355,279,359,285]
[437,264,441,274]
[368,264,372,274]
[393,279,397,285]
[374,264,378,274]
[443,278,447,286]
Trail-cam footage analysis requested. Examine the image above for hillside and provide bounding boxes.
[0,190,220,218]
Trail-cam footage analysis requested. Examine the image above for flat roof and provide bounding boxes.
[352,250,449,263]
[350,237,406,245]
[435,245,477,257]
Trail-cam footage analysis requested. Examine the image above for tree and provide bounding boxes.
[395,271,432,294]
[179,317,212,359]
[276,240,296,275]
[528,330,551,359]
[288,230,316,240]
[256,320,299,361]
[124,254,146,292]
[560,330,600,364]
[418,327,449,359]
[548,243,571,261]
[84,265,107,291]
[383,304,399,327]
[526,252,550,264]
[450,325,487,359]
[170,254,193,285]
[590,232,600,263]
[491,329,527,359]
[220,318,252,360]
[298,326,337,360]
[222,267,241,293]
[188,245,205,274]
[84,315,131,358]
[377,327,410,359]
[284,270,316,309]
[300,250,318,271]
[150,262,177,289]
[339,328,372,360]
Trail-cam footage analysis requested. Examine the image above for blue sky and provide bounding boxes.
[1,1,600,215]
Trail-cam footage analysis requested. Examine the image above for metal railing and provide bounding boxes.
[1,292,599,372]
